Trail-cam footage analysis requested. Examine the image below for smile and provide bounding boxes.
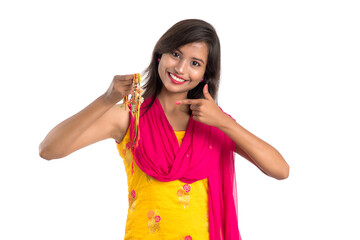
[168,72,187,84]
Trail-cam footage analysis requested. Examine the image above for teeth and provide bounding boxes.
[170,73,185,82]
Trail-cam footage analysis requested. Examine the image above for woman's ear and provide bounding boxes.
[201,75,206,82]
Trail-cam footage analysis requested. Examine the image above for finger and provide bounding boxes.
[123,74,136,80]
[192,115,200,122]
[117,80,133,86]
[176,99,203,105]
[190,104,199,111]
[114,74,134,81]
[203,84,213,101]
[122,85,133,91]
[192,110,200,116]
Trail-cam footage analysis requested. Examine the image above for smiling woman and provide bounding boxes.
[158,42,207,93]
[39,19,289,240]
[142,19,221,106]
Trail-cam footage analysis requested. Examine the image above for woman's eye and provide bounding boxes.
[172,52,180,58]
[191,61,200,67]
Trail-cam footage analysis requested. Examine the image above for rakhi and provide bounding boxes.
[123,73,143,148]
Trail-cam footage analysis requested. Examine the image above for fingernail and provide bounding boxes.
[175,101,180,105]
[205,84,208,90]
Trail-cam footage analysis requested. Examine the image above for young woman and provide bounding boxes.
[39,19,289,240]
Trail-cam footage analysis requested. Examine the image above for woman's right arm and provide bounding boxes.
[39,74,134,160]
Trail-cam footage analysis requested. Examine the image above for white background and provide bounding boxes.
[1,0,359,239]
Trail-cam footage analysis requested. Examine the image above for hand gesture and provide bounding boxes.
[177,84,227,127]
[104,74,134,104]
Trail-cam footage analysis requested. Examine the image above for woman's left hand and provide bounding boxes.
[177,84,228,127]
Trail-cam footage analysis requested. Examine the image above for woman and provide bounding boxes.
[39,19,289,240]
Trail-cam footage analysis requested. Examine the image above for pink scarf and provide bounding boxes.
[130,97,241,240]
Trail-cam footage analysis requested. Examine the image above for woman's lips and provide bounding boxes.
[168,72,187,84]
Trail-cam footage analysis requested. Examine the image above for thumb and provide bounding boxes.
[203,84,213,100]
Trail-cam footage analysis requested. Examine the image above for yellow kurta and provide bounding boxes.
[116,128,210,240]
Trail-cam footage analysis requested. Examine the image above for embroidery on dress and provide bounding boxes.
[128,190,136,213]
[178,235,193,240]
[177,184,191,209]
[121,141,132,165]
[131,161,134,175]
[147,210,161,234]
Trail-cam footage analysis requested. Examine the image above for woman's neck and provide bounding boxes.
[157,88,189,115]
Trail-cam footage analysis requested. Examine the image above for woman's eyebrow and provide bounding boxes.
[175,48,183,55]
[192,57,205,64]
[175,48,205,64]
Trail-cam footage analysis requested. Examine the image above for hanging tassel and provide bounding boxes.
[123,73,143,149]
[123,96,129,111]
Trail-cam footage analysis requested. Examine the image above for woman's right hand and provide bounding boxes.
[103,74,134,104]
[39,74,134,160]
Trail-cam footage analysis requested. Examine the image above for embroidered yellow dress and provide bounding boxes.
[116,128,210,240]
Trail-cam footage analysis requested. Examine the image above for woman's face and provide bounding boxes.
[158,42,208,95]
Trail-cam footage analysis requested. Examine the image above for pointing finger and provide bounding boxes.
[176,99,203,105]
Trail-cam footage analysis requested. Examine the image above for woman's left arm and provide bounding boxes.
[217,113,289,180]
[179,85,289,180]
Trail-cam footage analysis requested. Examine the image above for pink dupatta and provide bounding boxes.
[130,97,241,240]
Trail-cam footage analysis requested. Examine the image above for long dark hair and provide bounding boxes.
[142,19,221,113]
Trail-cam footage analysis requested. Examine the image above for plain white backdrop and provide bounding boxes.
[1,0,359,239]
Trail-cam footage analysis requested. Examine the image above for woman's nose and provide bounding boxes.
[175,59,187,73]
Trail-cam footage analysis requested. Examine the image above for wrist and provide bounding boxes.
[101,92,124,105]
[216,112,234,131]
[100,92,122,106]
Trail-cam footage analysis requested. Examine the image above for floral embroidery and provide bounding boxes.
[120,143,131,165]
[154,215,161,222]
[147,210,155,219]
[184,236,192,240]
[147,210,161,234]
[128,190,136,213]
[183,184,191,193]
[177,184,191,209]
[119,142,133,166]
[131,161,134,175]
